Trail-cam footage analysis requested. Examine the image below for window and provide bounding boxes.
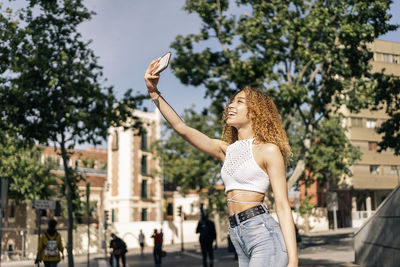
[141,208,147,221]
[368,142,378,151]
[370,165,380,175]
[141,180,147,198]
[141,132,148,151]
[141,155,147,175]
[55,201,62,217]
[391,166,398,175]
[382,53,391,63]
[392,55,398,64]
[75,160,79,169]
[167,203,173,216]
[366,119,376,129]
[111,209,115,222]
[40,209,47,217]
[111,131,119,151]
[9,204,15,218]
[351,117,363,128]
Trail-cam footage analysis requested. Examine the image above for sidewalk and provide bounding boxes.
[1,253,105,267]
[0,242,201,267]
[302,227,358,237]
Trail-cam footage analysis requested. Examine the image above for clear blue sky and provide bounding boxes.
[78,0,400,116]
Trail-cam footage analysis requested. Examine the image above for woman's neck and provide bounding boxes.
[237,127,255,140]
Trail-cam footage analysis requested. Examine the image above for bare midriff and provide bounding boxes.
[227,189,265,216]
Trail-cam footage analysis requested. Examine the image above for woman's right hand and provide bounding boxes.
[144,58,161,96]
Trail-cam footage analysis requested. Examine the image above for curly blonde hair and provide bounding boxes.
[222,86,292,165]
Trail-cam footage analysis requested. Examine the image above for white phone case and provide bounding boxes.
[153,52,171,75]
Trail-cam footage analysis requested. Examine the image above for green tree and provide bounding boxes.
[301,117,361,187]
[170,0,397,190]
[372,73,400,155]
[0,1,144,266]
[0,136,55,202]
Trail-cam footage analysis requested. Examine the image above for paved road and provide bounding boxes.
[2,232,360,267]
[298,233,360,267]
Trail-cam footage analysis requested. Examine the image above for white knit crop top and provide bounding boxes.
[221,138,270,194]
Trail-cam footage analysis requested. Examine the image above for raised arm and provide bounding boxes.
[144,59,227,161]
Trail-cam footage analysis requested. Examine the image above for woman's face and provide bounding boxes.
[226,91,251,128]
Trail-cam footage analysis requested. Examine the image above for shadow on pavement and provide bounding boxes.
[299,258,360,267]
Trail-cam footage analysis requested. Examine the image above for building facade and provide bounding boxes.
[106,109,165,247]
[1,147,108,261]
[340,40,400,228]
[289,40,400,231]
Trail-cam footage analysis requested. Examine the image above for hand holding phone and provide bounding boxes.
[152,52,171,75]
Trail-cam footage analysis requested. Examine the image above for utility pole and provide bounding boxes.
[178,206,184,252]
[0,178,10,267]
[160,140,165,228]
[86,183,90,267]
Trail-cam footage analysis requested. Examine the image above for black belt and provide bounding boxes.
[229,205,267,228]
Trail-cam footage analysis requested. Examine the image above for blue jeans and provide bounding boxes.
[229,211,288,267]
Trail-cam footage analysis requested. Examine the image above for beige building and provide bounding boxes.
[107,109,162,224]
[1,147,108,261]
[341,40,400,228]
[106,109,214,248]
[106,108,166,247]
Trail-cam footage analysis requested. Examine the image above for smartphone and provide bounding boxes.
[152,52,171,75]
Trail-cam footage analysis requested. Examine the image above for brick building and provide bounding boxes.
[1,147,107,260]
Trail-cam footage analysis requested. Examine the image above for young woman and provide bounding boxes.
[35,219,64,267]
[144,59,298,267]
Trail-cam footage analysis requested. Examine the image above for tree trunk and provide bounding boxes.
[286,127,313,191]
[304,213,310,234]
[286,159,306,191]
[60,145,74,267]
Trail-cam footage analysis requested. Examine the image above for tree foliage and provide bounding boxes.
[154,107,226,215]
[300,117,361,187]
[0,136,55,202]
[372,74,400,155]
[0,1,144,266]
[170,0,397,189]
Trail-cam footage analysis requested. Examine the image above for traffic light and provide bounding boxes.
[104,210,109,229]
[177,206,182,217]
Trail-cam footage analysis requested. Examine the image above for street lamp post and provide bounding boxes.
[159,140,166,229]
[0,178,10,267]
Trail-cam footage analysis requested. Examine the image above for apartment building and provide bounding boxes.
[106,108,164,247]
[342,40,400,228]
[292,40,400,230]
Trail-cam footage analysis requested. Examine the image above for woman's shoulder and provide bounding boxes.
[257,143,282,158]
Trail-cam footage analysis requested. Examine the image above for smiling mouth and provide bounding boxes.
[228,111,236,117]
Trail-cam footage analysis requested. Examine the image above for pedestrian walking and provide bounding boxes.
[109,233,127,267]
[35,219,64,267]
[145,59,298,267]
[139,229,145,256]
[151,229,163,266]
[196,213,216,267]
